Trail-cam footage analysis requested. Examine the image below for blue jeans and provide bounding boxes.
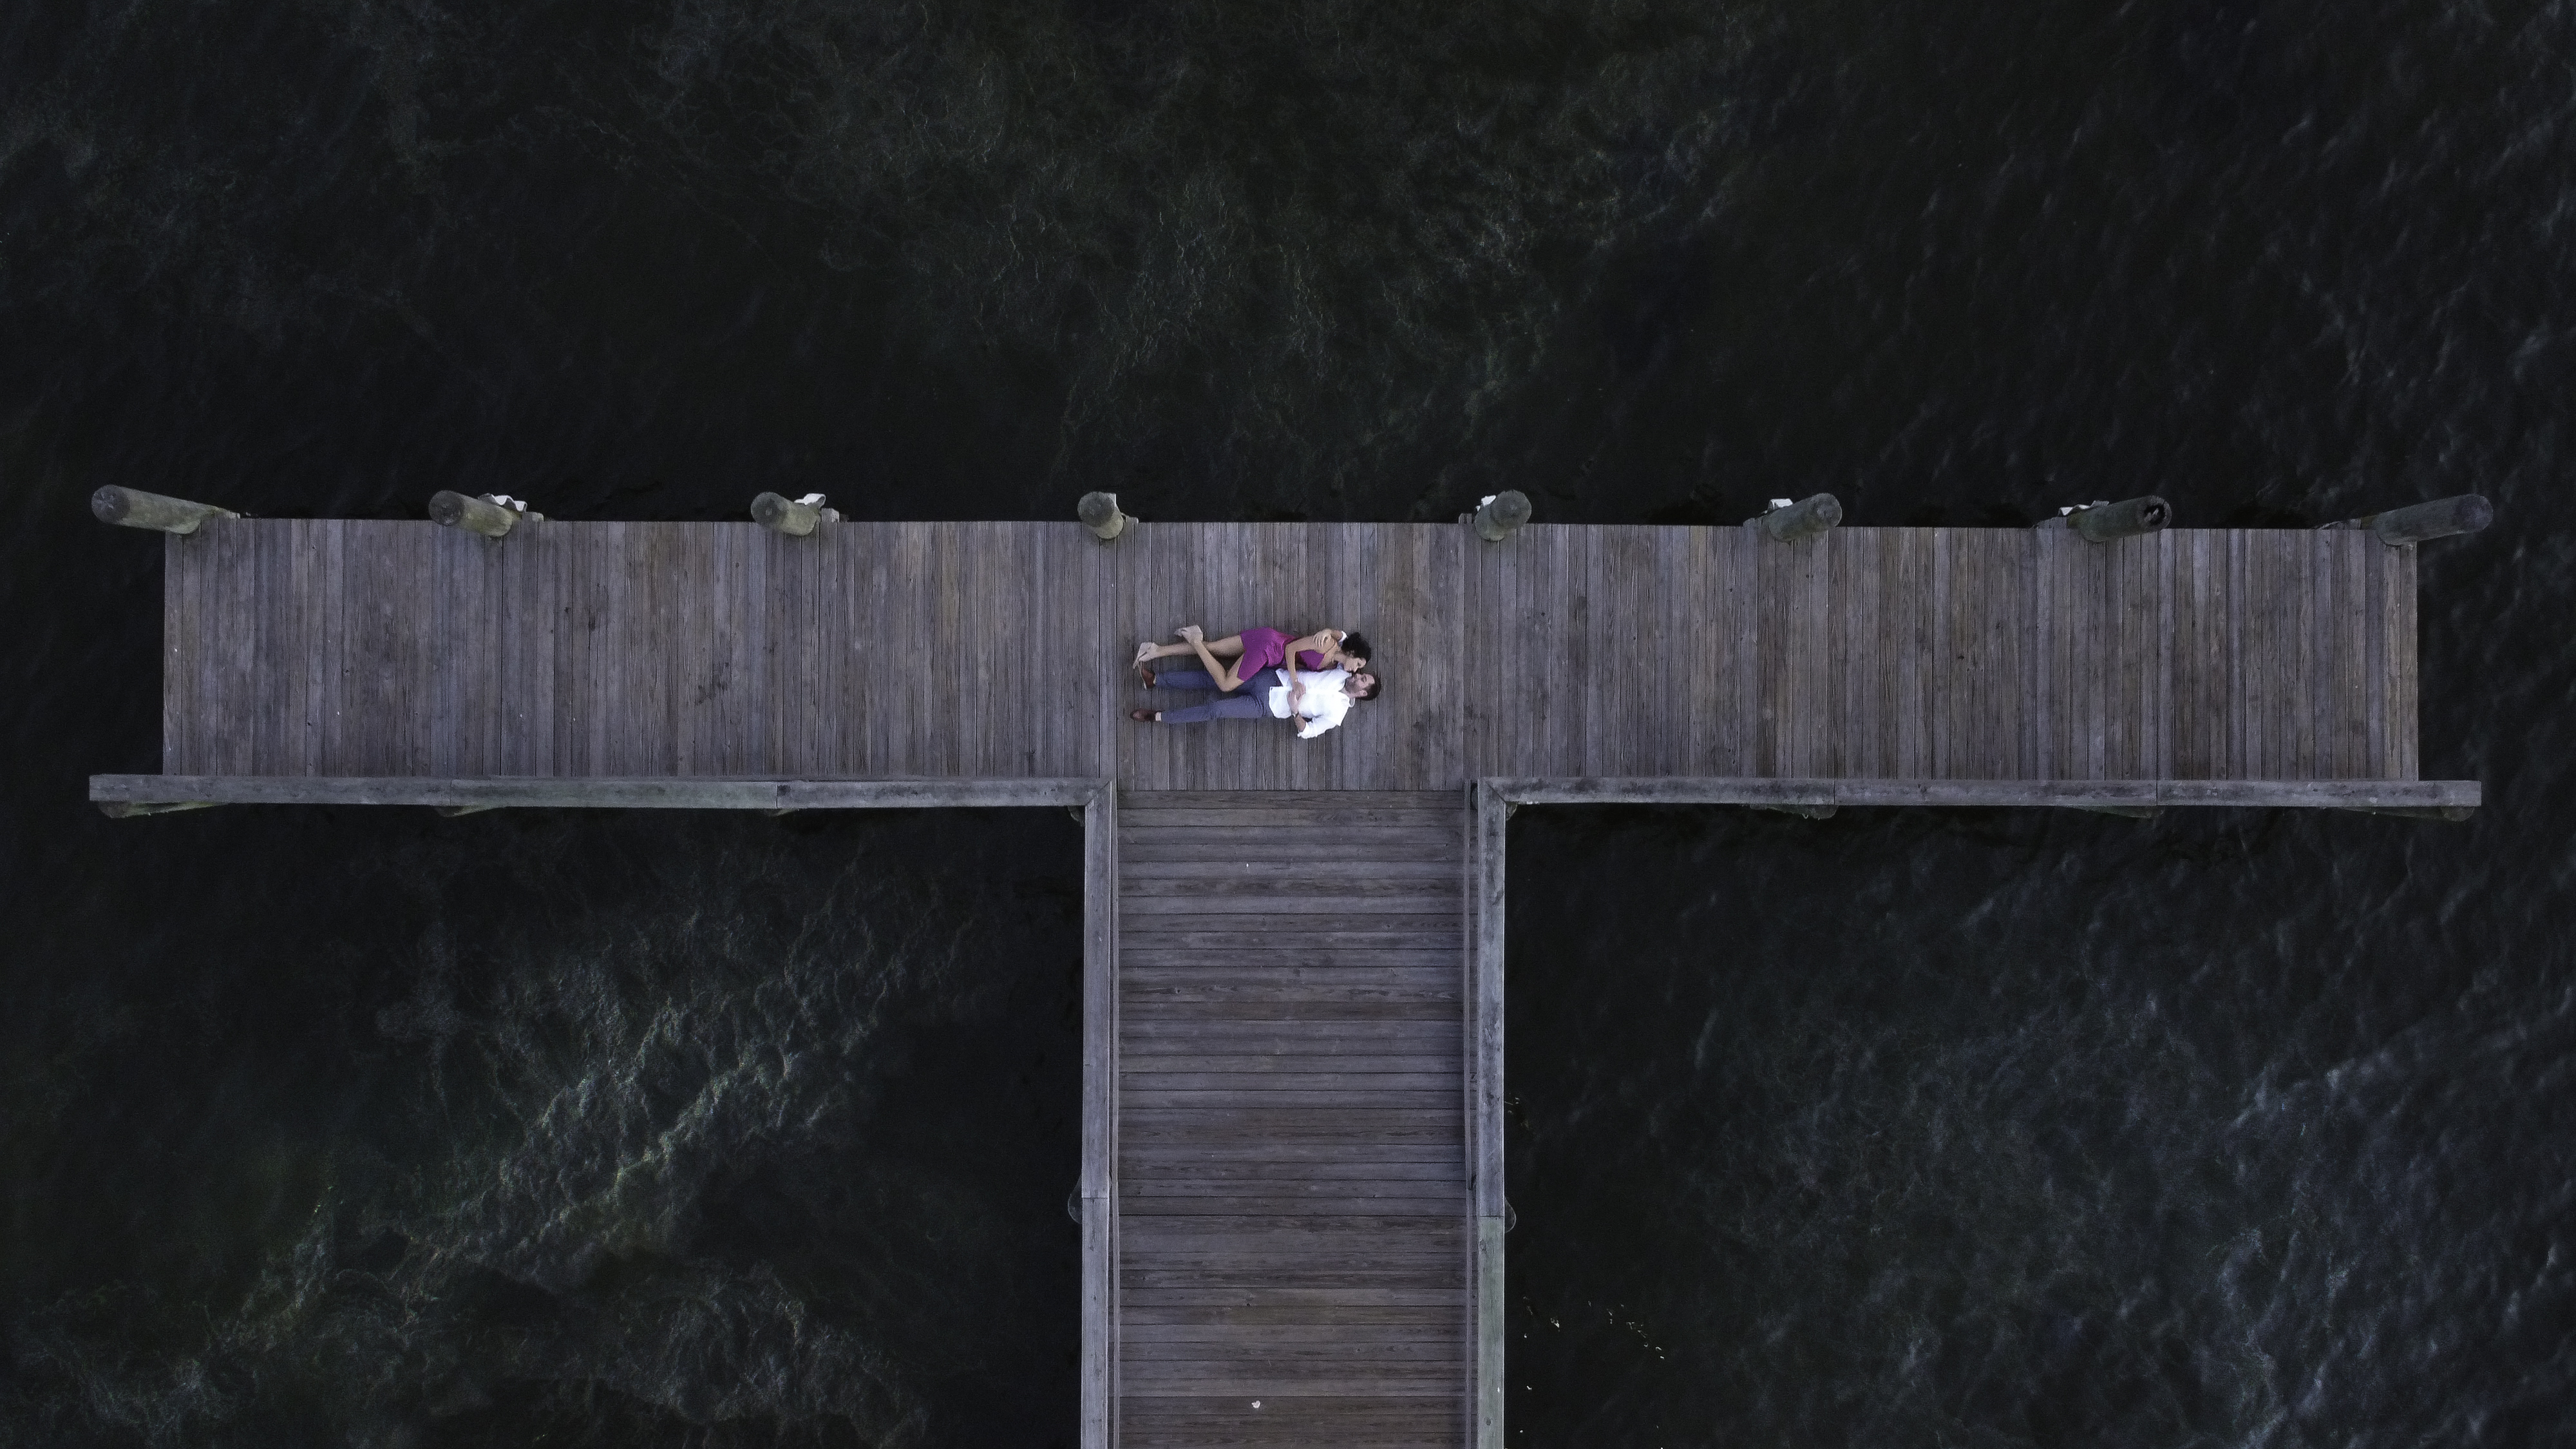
[1155,668,1280,724]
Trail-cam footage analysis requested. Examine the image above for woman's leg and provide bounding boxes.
[1141,633,1248,663]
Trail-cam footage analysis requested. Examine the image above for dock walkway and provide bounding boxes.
[1115,791,1467,1447]
[94,513,2483,1449]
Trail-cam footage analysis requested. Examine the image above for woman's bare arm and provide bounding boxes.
[1287,629,1342,668]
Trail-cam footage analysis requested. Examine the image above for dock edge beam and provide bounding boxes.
[1466,781,1509,1449]
[1484,777,2481,813]
[88,776,1109,812]
[1079,788,1119,1449]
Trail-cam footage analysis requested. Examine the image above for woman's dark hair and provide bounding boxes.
[1352,672,1382,701]
[1338,631,1374,663]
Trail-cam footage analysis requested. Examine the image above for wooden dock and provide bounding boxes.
[91,512,2482,1449]
[1115,792,1468,1447]
[142,519,2454,792]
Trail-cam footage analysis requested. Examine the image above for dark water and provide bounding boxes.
[4,1,2571,1444]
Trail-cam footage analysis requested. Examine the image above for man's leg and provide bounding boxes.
[1153,694,1274,724]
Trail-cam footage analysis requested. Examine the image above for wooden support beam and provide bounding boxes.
[1466,781,1507,1449]
[1754,493,1841,542]
[428,491,516,538]
[2326,494,2493,545]
[90,486,237,535]
[2341,804,2476,822]
[95,799,222,819]
[1077,491,1132,541]
[91,775,1106,811]
[1488,777,2482,810]
[1078,788,1118,1449]
[1472,490,1532,542]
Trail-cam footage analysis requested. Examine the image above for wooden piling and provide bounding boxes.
[91,486,237,535]
[1472,491,1532,542]
[1077,491,1132,541]
[2329,495,2493,545]
[1756,493,1841,543]
[752,492,824,536]
[2065,496,2170,542]
[428,491,516,538]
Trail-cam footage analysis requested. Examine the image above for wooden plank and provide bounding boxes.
[249,518,302,773]
[1083,786,1118,1449]
[1708,525,1759,775]
[1479,777,2481,808]
[1121,1399,1464,1448]
[86,776,1106,808]
[1121,1323,1465,1346]
[1121,1196,1466,1217]
[2389,541,2419,778]
[1120,1285,1466,1312]
[1121,875,1463,900]
[1473,1215,1503,1449]
[2170,532,2224,779]
[1466,773,1506,1449]
[2112,532,2166,778]
[1124,1087,1460,1109]
[1828,528,1883,776]
[1122,1072,1463,1094]
[1120,1144,1464,1172]
[2324,530,2372,777]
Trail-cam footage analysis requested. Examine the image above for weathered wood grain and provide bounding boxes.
[1115,791,1467,1442]
[147,522,2442,790]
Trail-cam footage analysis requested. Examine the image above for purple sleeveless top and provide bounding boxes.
[1237,627,1329,676]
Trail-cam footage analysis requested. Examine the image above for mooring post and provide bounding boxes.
[91,486,238,535]
[428,491,520,538]
[1472,491,1532,542]
[1754,493,1841,543]
[751,491,831,536]
[2045,496,2170,542]
[2325,495,2493,545]
[1077,491,1133,542]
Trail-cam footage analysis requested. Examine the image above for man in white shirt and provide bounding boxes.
[1130,658,1379,735]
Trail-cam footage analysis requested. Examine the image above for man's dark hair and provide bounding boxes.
[1338,631,1374,663]
[1352,672,1382,701]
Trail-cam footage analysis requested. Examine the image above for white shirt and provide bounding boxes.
[1267,667,1354,739]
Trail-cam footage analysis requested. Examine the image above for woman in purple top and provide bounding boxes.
[1133,625,1370,693]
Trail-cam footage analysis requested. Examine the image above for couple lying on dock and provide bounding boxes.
[1128,625,1380,738]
